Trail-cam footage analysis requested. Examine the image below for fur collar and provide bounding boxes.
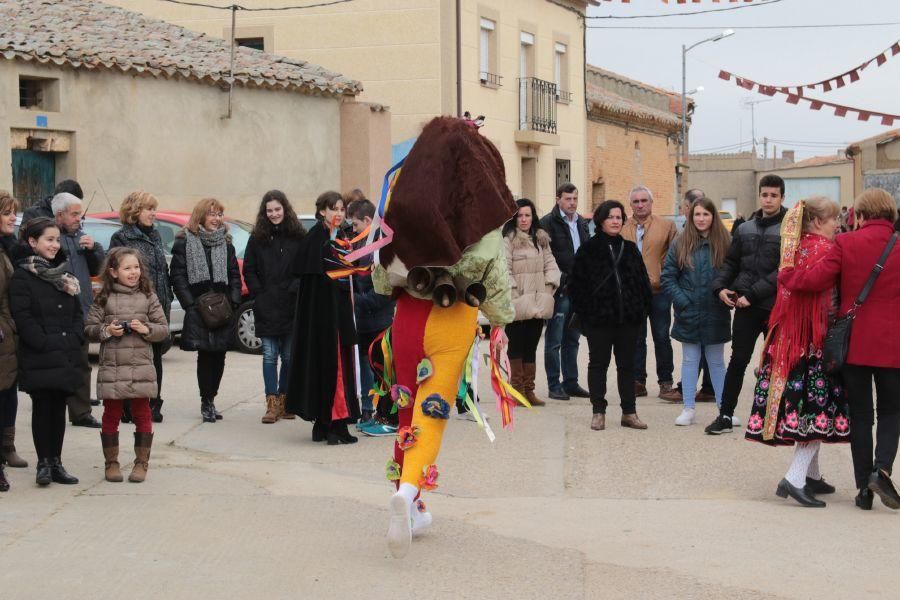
[509,228,550,250]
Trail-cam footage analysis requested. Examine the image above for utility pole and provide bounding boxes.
[763,137,768,170]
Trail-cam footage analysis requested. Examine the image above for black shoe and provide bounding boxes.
[312,421,327,442]
[150,399,164,423]
[564,385,590,398]
[0,464,8,492]
[200,400,217,423]
[775,478,826,507]
[71,415,101,428]
[805,477,836,495]
[868,469,900,510]
[856,488,874,511]
[35,459,51,486]
[704,415,733,435]
[327,422,358,445]
[48,457,79,485]
[548,389,570,401]
[212,401,223,420]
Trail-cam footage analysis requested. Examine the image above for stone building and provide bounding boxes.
[105,0,598,214]
[1,0,390,220]
[846,129,900,205]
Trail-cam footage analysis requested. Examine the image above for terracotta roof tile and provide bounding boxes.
[0,0,362,97]
[586,83,682,130]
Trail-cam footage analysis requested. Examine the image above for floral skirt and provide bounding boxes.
[745,351,850,446]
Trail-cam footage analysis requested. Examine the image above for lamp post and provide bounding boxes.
[681,29,734,164]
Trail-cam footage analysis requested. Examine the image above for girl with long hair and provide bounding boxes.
[661,196,732,426]
[85,248,168,482]
[502,199,560,406]
[244,190,306,423]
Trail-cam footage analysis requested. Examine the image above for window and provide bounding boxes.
[554,42,570,103]
[479,18,499,87]
[19,76,59,111]
[555,159,571,191]
[236,37,265,51]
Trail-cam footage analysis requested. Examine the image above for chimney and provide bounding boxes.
[782,150,795,163]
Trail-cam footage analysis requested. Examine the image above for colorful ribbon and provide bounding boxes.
[489,327,531,429]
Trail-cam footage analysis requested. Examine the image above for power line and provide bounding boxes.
[156,0,356,10]
[587,22,900,30]
[588,0,785,20]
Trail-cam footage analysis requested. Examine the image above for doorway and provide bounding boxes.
[12,149,55,209]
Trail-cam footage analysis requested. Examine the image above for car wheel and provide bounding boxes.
[234,301,262,354]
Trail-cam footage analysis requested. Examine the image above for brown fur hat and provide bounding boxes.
[380,116,517,268]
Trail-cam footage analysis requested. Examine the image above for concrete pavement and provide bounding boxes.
[0,338,897,600]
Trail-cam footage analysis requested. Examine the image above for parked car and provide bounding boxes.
[719,211,735,232]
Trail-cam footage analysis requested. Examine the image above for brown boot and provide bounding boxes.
[262,394,280,424]
[2,427,28,468]
[278,393,295,419]
[621,413,648,430]
[129,432,153,483]
[658,382,683,402]
[591,413,606,430]
[101,432,123,482]
[508,358,524,397]
[521,362,545,406]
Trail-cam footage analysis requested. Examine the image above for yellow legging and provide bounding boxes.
[398,300,479,489]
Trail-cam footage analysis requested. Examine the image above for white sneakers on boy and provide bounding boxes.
[675,408,696,426]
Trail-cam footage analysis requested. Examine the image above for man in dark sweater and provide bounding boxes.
[539,183,590,400]
[705,175,788,434]
[21,180,83,224]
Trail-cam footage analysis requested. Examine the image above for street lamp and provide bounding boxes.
[681,29,734,163]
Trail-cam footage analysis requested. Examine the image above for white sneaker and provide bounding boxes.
[386,492,412,558]
[675,408,696,426]
[731,415,742,427]
[412,508,432,537]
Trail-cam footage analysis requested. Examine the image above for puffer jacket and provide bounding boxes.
[661,238,732,345]
[0,236,17,389]
[504,228,561,321]
[243,228,303,337]
[712,206,787,310]
[8,245,85,394]
[85,283,169,399]
[109,224,173,319]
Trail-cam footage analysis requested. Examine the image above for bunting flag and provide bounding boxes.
[719,41,899,96]
[718,70,900,126]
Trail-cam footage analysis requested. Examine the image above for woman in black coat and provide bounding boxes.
[243,190,305,423]
[170,199,242,423]
[109,191,172,423]
[8,218,84,486]
[569,200,653,432]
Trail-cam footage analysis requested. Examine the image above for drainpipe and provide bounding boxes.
[456,0,462,117]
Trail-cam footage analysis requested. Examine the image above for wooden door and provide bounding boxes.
[12,150,55,209]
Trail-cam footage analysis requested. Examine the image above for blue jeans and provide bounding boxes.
[544,292,581,392]
[261,334,292,396]
[680,343,726,409]
[634,292,675,385]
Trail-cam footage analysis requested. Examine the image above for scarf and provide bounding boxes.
[184,227,228,286]
[18,255,81,296]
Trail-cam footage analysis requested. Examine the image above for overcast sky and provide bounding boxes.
[585,0,900,159]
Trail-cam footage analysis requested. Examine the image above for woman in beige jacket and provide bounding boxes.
[503,199,561,406]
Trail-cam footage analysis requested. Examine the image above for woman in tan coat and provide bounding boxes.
[503,199,561,406]
[85,248,168,483]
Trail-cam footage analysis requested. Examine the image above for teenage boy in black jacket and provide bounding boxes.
[705,175,788,435]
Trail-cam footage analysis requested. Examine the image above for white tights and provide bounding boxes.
[785,441,822,487]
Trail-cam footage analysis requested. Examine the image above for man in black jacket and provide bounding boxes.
[22,180,83,224]
[705,175,787,434]
[539,183,590,400]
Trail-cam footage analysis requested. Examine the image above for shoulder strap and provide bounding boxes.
[855,231,899,307]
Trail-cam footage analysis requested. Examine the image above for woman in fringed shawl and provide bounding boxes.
[745,196,850,507]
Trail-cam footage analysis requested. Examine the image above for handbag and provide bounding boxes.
[195,290,234,330]
[822,231,898,374]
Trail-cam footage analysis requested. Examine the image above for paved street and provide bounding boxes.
[1,337,897,600]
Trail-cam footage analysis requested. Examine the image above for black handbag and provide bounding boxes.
[822,231,898,374]
[195,291,234,330]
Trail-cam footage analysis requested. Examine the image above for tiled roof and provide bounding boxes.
[586,83,682,130]
[0,0,362,97]
[775,154,851,170]
[587,64,677,100]
[846,128,900,152]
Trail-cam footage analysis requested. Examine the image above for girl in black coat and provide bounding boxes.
[243,190,305,423]
[170,199,242,423]
[8,218,84,486]
[569,201,652,432]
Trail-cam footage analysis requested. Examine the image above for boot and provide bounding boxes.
[278,393,295,419]
[2,427,29,468]
[150,398,164,423]
[521,362,545,406]
[101,432,123,482]
[129,432,153,483]
[200,398,216,423]
[261,394,280,424]
[508,358,524,396]
[48,457,79,484]
[35,458,51,486]
[0,464,8,492]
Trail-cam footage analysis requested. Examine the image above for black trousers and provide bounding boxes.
[30,390,67,461]
[719,306,770,418]
[0,385,18,428]
[65,344,93,423]
[506,318,544,363]
[152,342,164,400]
[584,323,640,415]
[843,365,900,490]
[197,351,227,400]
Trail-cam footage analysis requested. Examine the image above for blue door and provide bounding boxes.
[12,149,55,209]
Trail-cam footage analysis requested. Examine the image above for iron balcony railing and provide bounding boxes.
[479,71,503,87]
[518,77,558,134]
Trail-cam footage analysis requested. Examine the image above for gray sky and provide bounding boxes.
[585,0,900,159]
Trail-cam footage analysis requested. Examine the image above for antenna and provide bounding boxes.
[96,179,115,212]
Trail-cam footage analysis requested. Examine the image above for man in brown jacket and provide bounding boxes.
[622,186,679,401]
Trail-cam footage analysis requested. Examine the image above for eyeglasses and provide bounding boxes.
[207,211,224,218]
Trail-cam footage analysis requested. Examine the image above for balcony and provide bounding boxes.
[479,71,502,89]
[515,77,560,147]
